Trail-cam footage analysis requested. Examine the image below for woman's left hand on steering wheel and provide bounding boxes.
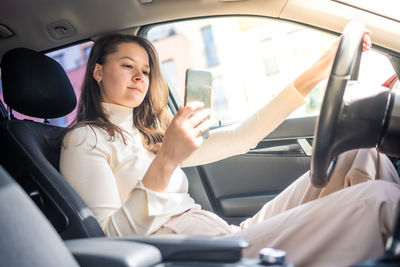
[293,29,372,99]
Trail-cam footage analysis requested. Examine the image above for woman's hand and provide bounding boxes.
[141,102,211,192]
[362,30,372,52]
[294,30,372,97]
[160,102,211,166]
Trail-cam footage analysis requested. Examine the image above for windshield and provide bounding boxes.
[333,0,400,22]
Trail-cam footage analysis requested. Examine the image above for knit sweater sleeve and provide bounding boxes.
[181,83,306,167]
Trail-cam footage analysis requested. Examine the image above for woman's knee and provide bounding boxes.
[357,180,400,203]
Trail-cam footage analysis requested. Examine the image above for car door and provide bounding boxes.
[140,16,396,224]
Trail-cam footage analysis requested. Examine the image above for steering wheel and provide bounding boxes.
[310,21,366,187]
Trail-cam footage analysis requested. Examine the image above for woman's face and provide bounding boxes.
[94,42,150,108]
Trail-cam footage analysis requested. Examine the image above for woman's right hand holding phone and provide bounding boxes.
[141,102,211,192]
[161,102,211,165]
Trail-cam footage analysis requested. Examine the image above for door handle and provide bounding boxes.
[297,138,312,156]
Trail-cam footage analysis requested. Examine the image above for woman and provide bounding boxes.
[60,33,400,266]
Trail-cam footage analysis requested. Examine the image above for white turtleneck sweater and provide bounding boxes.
[60,83,305,236]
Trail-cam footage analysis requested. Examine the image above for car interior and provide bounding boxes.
[1,0,400,266]
[0,45,251,266]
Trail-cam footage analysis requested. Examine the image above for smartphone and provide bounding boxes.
[184,69,212,139]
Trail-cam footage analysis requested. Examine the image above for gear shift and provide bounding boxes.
[259,248,294,266]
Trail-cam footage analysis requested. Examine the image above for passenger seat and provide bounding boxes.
[0,48,104,239]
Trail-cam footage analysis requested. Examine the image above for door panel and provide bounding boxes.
[185,116,316,224]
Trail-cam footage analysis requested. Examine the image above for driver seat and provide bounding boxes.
[0,48,104,239]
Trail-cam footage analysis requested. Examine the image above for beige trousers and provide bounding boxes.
[153,148,400,267]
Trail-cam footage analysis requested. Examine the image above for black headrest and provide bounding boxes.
[1,48,77,118]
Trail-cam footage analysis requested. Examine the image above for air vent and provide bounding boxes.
[0,24,14,39]
[46,20,76,40]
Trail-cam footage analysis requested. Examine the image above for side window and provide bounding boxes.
[147,16,395,126]
[45,41,93,126]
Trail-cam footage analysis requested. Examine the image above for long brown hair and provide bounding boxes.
[64,33,171,153]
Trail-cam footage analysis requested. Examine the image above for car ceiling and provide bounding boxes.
[0,0,399,63]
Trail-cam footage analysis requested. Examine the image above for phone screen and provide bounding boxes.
[184,69,212,138]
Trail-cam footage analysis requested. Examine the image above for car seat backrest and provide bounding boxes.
[0,48,104,239]
[0,165,80,266]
